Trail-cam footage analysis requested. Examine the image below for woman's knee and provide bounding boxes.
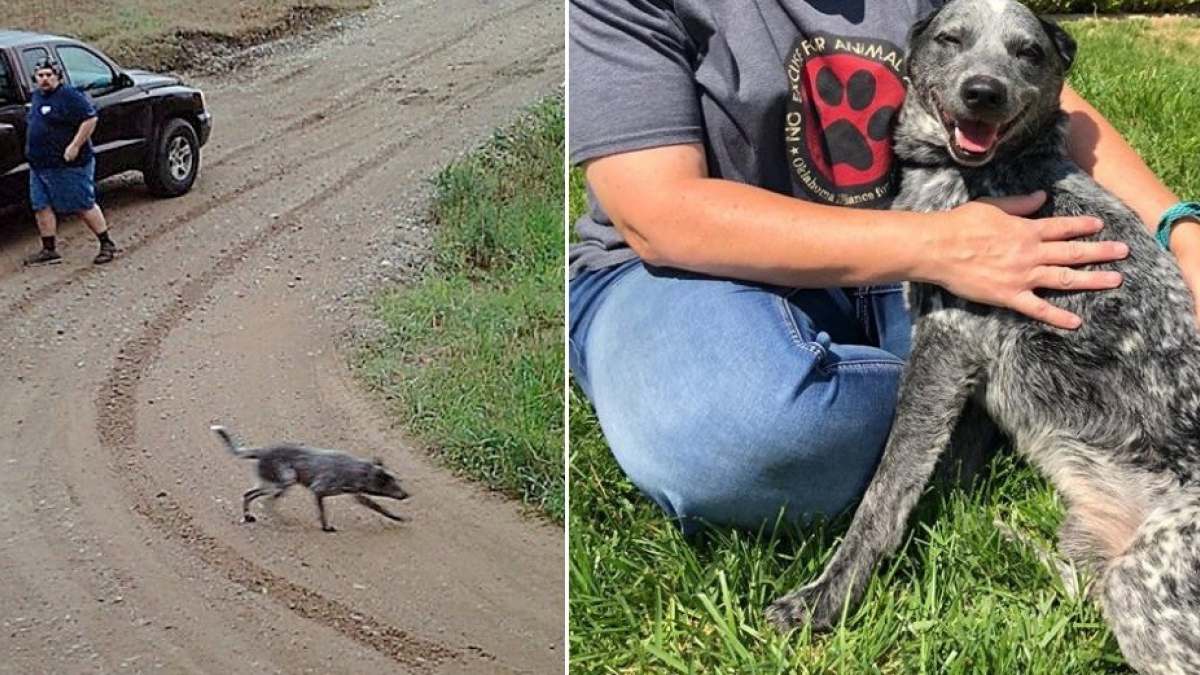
[595,360,905,531]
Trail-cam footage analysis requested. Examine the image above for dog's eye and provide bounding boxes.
[1016,44,1045,61]
[935,33,962,47]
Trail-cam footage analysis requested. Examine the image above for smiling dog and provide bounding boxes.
[766,1,1200,672]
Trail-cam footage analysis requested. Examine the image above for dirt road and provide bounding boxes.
[0,1,563,672]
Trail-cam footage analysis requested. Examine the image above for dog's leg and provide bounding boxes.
[352,494,409,522]
[241,485,279,523]
[315,495,336,532]
[766,319,982,631]
[1099,489,1200,675]
[1055,511,1105,589]
[933,397,1003,489]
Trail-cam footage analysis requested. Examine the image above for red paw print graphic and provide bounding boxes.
[801,53,905,187]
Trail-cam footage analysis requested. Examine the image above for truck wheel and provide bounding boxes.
[145,118,199,197]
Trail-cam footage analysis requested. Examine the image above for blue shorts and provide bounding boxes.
[29,160,96,213]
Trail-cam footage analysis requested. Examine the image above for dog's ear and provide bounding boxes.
[1039,17,1076,71]
[906,10,938,49]
[904,7,942,79]
[908,12,936,44]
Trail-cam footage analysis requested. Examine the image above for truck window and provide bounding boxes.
[0,59,14,105]
[57,46,116,92]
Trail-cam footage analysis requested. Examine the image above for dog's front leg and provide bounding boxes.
[767,317,982,631]
[353,495,409,522]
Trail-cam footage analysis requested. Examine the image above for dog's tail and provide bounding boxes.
[211,425,259,459]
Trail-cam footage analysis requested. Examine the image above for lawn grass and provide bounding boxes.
[355,96,564,523]
[568,18,1200,674]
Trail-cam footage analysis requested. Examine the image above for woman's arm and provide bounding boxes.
[1062,84,1200,321]
[585,142,1127,330]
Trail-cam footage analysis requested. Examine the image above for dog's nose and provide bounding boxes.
[960,75,1008,111]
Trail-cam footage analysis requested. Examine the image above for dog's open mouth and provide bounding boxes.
[953,118,1000,156]
[935,98,1024,167]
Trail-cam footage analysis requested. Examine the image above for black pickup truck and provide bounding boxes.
[0,30,213,217]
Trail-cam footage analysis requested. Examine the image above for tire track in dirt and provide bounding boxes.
[83,8,559,671]
[86,77,528,670]
[94,195,471,668]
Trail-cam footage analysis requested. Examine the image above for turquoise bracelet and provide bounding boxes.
[1156,201,1200,250]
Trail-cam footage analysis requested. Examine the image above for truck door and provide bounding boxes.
[54,44,151,176]
[0,54,27,212]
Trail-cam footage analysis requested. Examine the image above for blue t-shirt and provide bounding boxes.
[569,0,943,277]
[26,84,96,169]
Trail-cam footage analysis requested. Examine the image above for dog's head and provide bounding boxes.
[366,458,410,501]
[901,0,1076,167]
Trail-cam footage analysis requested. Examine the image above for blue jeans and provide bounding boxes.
[569,260,913,534]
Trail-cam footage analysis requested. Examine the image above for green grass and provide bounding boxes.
[568,18,1200,674]
[356,96,564,523]
[1026,0,1195,13]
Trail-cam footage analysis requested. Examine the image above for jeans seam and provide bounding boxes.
[777,293,903,372]
[567,336,585,377]
[823,359,905,373]
[776,293,826,360]
[855,288,870,330]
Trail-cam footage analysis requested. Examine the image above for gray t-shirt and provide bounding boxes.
[569,0,942,278]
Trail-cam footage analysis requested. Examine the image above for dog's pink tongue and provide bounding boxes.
[955,119,999,153]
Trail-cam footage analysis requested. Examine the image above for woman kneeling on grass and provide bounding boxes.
[567,0,1200,534]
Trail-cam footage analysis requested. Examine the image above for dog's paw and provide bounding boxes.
[765,581,844,633]
[241,513,257,524]
[322,525,338,533]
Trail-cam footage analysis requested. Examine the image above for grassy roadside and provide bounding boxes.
[568,18,1200,674]
[355,96,564,524]
[0,0,370,69]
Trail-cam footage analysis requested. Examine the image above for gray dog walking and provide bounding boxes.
[766,1,1200,672]
[212,425,410,533]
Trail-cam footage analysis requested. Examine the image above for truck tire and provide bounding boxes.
[144,118,199,197]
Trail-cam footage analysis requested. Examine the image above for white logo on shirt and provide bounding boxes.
[40,105,51,114]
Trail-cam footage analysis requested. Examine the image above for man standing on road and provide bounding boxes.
[23,58,116,266]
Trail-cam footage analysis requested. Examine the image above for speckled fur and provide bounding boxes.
[212,425,410,533]
[765,2,1200,672]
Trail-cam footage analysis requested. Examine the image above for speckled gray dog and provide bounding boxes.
[765,1,1200,672]
[212,425,410,532]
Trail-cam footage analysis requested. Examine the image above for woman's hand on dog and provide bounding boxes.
[922,191,1128,330]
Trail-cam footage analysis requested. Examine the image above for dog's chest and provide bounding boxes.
[894,165,1024,213]
[894,167,970,213]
